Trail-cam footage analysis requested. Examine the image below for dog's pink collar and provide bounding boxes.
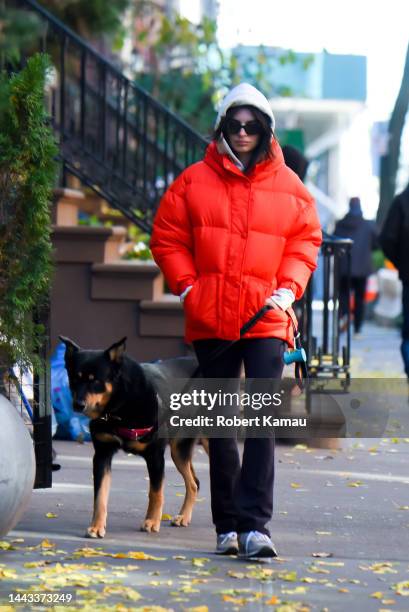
[114,426,154,440]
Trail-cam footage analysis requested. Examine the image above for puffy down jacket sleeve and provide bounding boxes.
[276,189,322,301]
[150,171,197,295]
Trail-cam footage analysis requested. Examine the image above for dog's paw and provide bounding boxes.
[140,518,161,533]
[171,513,190,527]
[85,525,106,538]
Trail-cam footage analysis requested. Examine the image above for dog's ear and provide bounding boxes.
[59,336,80,360]
[105,337,127,363]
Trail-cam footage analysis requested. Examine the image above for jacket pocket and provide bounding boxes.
[184,275,219,333]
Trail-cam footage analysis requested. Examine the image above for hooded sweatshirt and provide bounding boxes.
[198,83,294,310]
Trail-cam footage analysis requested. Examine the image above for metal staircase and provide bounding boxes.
[13,0,208,232]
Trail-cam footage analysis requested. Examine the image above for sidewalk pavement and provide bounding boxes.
[1,321,409,611]
[348,320,405,378]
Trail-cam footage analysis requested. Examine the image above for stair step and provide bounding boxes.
[92,261,163,301]
[139,295,184,337]
[52,225,127,264]
[52,225,114,263]
[53,188,85,226]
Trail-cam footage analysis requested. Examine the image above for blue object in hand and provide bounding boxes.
[283,347,307,365]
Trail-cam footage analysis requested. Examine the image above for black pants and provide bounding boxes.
[401,282,409,378]
[340,276,367,333]
[193,338,285,536]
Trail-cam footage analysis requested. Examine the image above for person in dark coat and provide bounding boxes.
[334,197,378,335]
[282,144,309,182]
[379,183,409,377]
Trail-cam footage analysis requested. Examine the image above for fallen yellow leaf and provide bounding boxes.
[278,570,298,582]
[393,580,409,595]
[347,480,364,487]
[316,561,344,567]
[282,586,308,594]
[221,594,248,605]
[178,585,200,594]
[0,569,17,579]
[265,595,280,605]
[102,585,142,601]
[307,565,330,575]
[191,557,210,567]
[112,551,166,561]
[227,570,245,579]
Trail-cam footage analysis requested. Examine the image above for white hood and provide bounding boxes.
[215,82,275,132]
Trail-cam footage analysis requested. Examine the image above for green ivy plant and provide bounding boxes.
[0,53,58,370]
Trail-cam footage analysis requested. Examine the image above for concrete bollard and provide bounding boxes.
[0,394,35,536]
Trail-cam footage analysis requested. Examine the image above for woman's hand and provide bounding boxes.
[180,285,193,304]
[266,288,295,311]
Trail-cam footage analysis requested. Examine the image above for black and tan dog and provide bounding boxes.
[60,336,206,538]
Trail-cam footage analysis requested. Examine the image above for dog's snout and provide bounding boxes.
[73,399,86,412]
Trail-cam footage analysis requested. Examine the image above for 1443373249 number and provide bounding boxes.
[8,593,74,604]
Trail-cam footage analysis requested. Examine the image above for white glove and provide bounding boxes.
[269,288,295,311]
[179,285,193,303]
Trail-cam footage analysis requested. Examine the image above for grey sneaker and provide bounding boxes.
[238,530,277,559]
[215,531,239,555]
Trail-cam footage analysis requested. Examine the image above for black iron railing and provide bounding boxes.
[13,0,208,232]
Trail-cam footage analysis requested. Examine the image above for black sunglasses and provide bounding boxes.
[225,118,263,136]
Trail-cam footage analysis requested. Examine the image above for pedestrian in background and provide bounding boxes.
[379,183,409,378]
[151,83,321,559]
[334,197,378,337]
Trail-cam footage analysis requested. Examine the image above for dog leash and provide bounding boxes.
[137,303,308,440]
[283,308,308,388]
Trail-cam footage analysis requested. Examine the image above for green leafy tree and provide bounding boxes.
[131,4,225,134]
[377,41,409,226]
[0,0,132,66]
[0,1,41,66]
[130,2,313,135]
[39,0,132,48]
[0,53,58,371]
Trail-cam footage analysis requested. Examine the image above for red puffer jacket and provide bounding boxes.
[150,140,322,345]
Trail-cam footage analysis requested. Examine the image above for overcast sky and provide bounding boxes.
[208,0,409,121]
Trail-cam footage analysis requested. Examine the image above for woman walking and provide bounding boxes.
[334,197,378,337]
[150,83,322,559]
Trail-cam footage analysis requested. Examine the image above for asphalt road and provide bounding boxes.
[1,437,409,611]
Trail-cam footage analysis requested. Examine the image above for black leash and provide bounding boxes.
[187,303,275,381]
[138,303,293,440]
